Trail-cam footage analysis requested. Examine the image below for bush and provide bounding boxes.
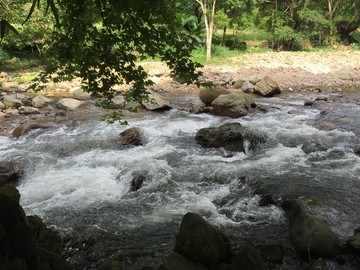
[0,48,10,63]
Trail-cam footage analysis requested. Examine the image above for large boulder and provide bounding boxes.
[0,185,39,270]
[199,87,230,106]
[0,162,22,187]
[254,76,281,97]
[195,123,265,152]
[73,89,91,100]
[230,242,268,270]
[174,212,231,267]
[141,90,171,111]
[0,185,72,270]
[211,93,254,118]
[158,252,207,270]
[32,95,52,108]
[118,127,146,146]
[12,120,54,138]
[282,200,344,261]
[56,98,84,110]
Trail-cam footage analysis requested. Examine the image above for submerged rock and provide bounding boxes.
[199,86,230,106]
[195,123,265,152]
[211,93,254,118]
[174,212,231,267]
[12,120,54,138]
[282,199,344,261]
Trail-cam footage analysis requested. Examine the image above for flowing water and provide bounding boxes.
[0,94,359,269]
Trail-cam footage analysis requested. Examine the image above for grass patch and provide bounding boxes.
[0,51,47,72]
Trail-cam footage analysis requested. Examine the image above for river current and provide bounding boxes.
[0,94,359,269]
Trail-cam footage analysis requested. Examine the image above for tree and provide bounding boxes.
[3,0,203,121]
[195,0,217,62]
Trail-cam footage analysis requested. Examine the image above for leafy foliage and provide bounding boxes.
[27,0,203,115]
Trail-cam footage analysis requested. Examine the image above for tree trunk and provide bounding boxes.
[196,0,216,62]
[222,26,227,46]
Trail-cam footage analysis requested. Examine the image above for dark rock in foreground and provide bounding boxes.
[0,184,72,270]
[282,199,345,261]
[174,212,231,267]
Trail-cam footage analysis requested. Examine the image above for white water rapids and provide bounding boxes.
[0,94,359,269]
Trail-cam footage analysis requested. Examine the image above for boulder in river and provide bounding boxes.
[118,127,146,146]
[56,98,85,110]
[2,95,23,108]
[32,95,52,108]
[211,93,254,118]
[199,86,230,106]
[0,101,5,110]
[195,123,265,152]
[254,76,281,97]
[12,120,54,138]
[141,90,171,111]
[0,161,22,187]
[174,212,231,267]
[18,106,41,115]
[282,199,344,261]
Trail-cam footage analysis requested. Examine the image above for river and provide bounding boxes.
[0,93,359,269]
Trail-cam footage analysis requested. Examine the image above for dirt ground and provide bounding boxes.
[142,50,360,94]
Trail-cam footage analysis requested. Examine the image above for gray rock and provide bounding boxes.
[174,212,231,267]
[57,98,84,110]
[158,252,207,270]
[32,95,52,108]
[5,108,19,116]
[141,90,171,111]
[0,111,5,119]
[195,123,265,152]
[18,106,40,115]
[2,95,23,108]
[303,258,328,270]
[282,199,344,261]
[199,86,230,106]
[12,121,54,138]
[118,127,146,146]
[254,76,281,97]
[211,93,254,118]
